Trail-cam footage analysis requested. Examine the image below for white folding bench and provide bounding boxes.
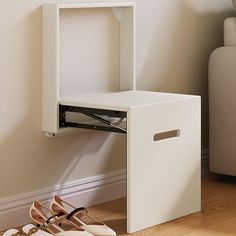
[42,2,201,233]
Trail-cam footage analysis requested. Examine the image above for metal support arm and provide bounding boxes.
[59,105,127,134]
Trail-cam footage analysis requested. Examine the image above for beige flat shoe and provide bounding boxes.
[50,196,116,236]
[30,201,93,236]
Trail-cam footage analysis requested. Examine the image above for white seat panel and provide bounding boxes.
[60,90,198,111]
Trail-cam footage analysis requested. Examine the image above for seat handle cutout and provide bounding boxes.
[154,129,181,141]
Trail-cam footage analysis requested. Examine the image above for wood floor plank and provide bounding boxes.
[90,175,236,236]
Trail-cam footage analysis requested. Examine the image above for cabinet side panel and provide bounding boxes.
[127,98,201,233]
[42,5,59,134]
[120,6,135,91]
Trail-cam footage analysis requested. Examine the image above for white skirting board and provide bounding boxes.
[0,170,127,230]
[0,150,209,230]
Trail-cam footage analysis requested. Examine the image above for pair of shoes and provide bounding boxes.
[30,201,90,236]
[50,196,115,236]
[30,196,116,236]
[3,224,51,236]
[3,196,116,236]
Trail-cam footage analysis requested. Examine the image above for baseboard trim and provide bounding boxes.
[0,149,209,230]
[0,170,127,230]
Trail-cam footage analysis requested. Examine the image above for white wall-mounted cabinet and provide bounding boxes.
[42,2,135,135]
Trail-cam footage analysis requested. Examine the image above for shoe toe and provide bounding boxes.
[22,224,52,236]
[81,225,116,236]
[3,229,19,236]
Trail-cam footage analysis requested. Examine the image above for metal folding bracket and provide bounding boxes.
[59,105,127,134]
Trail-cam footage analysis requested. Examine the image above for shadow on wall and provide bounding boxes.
[136,0,234,149]
[0,6,126,200]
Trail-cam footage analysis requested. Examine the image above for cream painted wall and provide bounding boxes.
[0,0,233,199]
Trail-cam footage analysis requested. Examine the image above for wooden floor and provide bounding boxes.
[88,175,236,236]
[2,175,236,235]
